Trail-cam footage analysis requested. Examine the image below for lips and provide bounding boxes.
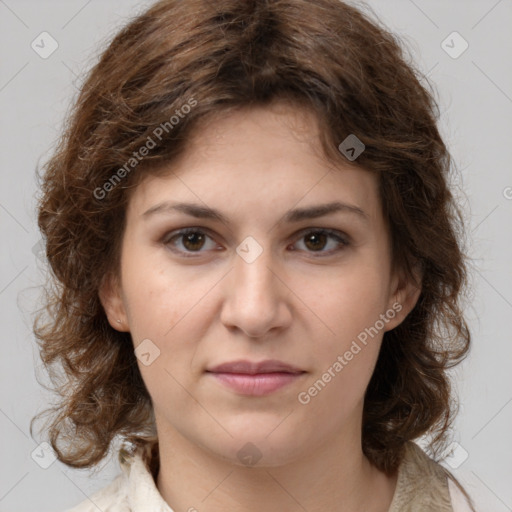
[206,359,306,396]
[206,359,304,375]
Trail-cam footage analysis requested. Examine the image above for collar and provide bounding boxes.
[119,441,174,512]
[118,440,451,512]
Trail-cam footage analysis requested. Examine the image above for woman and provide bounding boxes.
[32,0,476,510]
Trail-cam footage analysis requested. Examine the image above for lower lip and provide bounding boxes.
[207,372,304,396]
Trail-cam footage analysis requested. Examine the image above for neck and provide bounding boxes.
[155,418,397,512]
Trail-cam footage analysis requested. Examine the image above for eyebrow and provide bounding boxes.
[142,200,369,225]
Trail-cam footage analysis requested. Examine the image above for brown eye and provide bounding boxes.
[303,232,328,251]
[293,229,349,256]
[163,227,349,258]
[181,232,206,251]
[164,228,218,256]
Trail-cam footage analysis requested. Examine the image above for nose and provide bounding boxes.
[220,244,292,338]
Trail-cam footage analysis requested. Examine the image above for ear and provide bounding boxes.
[383,262,422,332]
[98,272,130,332]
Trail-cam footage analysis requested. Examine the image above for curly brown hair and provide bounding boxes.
[31,0,471,476]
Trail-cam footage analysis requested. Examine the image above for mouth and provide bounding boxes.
[205,359,307,396]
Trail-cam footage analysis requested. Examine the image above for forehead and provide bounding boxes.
[127,103,382,224]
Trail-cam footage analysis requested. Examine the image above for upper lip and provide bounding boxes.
[206,359,305,374]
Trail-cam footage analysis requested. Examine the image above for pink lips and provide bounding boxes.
[206,359,306,396]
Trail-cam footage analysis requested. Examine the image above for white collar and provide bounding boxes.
[120,446,174,512]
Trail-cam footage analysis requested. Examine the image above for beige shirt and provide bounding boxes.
[65,441,474,511]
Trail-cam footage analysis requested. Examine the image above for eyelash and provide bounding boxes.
[162,227,350,258]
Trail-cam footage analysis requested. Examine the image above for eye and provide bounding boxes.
[291,229,350,256]
[163,228,219,256]
[162,227,350,258]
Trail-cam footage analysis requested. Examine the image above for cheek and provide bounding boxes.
[297,269,387,414]
[120,248,216,375]
[120,244,192,335]
[122,260,207,410]
[296,260,390,340]
[293,259,390,405]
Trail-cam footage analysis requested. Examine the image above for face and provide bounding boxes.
[100,102,420,467]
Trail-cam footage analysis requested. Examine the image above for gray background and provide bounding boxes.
[1,0,511,511]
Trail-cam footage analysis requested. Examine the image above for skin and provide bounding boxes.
[100,101,421,512]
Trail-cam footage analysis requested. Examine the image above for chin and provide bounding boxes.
[203,424,308,468]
